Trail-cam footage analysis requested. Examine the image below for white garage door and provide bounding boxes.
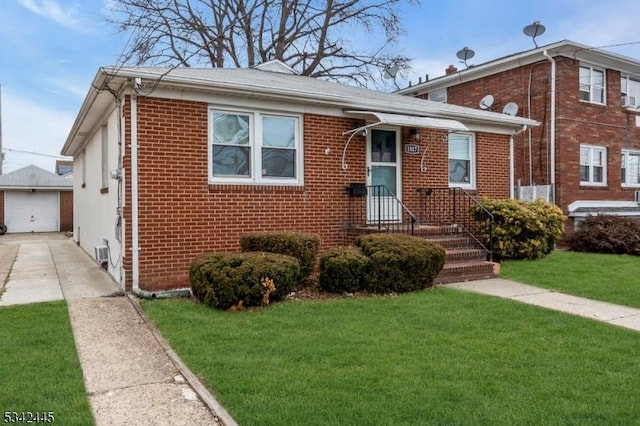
[5,191,59,233]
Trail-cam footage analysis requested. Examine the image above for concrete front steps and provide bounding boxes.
[414,225,497,284]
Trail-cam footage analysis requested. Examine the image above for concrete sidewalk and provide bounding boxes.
[0,234,236,426]
[446,278,640,332]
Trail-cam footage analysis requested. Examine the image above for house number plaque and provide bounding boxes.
[404,144,419,154]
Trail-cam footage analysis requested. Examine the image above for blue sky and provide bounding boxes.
[2,0,640,174]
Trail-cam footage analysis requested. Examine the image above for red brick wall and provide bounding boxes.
[121,96,512,291]
[59,191,73,232]
[444,58,640,214]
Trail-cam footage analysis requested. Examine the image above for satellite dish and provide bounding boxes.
[479,94,494,110]
[503,102,519,116]
[456,47,475,68]
[383,63,399,79]
[523,21,546,48]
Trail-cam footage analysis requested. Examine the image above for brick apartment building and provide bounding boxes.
[397,40,640,227]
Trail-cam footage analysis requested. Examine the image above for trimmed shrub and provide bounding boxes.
[471,198,565,260]
[319,247,370,293]
[565,215,640,255]
[190,252,300,310]
[240,232,321,277]
[355,233,445,294]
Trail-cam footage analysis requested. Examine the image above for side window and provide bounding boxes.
[101,125,108,189]
[580,144,607,185]
[622,150,640,186]
[579,65,605,104]
[448,133,475,189]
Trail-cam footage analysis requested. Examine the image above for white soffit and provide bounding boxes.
[345,110,468,132]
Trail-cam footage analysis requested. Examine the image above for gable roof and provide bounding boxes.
[0,165,73,190]
[62,63,539,156]
[397,40,640,96]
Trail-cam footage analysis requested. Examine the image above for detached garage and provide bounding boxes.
[0,165,73,234]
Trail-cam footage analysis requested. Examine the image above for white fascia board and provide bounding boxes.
[568,200,640,212]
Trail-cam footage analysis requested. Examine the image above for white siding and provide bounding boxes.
[73,107,123,285]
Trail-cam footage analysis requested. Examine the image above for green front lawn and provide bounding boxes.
[0,302,94,425]
[500,250,640,308]
[143,289,640,425]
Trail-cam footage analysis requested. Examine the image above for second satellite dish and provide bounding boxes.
[479,94,494,110]
[503,102,519,116]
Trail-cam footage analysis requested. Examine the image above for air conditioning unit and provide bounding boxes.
[635,190,640,204]
[623,95,637,107]
[94,246,109,263]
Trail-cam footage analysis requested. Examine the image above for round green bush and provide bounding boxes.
[355,233,445,294]
[319,247,370,293]
[190,252,301,310]
[240,232,321,277]
[471,198,565,260]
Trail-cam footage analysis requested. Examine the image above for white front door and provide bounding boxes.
[367,128,402,222]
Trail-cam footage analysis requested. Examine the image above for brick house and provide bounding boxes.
[61,61,536,293]
[397,40,640,227]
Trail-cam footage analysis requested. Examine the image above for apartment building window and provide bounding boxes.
[209,108,302,184]
[428,89,447,103]
[579,65,605,104]
[622,150,640,186]
[580,144,606,185]
[448,133,475,189]
[621,75,640,107]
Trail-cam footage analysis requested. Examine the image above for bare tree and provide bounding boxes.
[107,0,417,87]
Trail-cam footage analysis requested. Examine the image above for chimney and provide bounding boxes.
[445,65,458,75]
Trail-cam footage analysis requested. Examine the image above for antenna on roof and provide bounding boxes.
[479,94,494,111]
[383,63,400,80]
[503,102,519,116]
[523,21,546,48]
[456,47,475,68]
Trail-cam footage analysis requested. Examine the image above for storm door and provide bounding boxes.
[366,128,402,222]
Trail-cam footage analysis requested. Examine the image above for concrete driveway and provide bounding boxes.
[0,233,236,426]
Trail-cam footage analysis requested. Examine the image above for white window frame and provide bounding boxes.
[622,149,640,187]
[579,64,606,105]
[428,89,447,103]
[208,107,303,185]
[580,144,607,186]
[448,132,475,189]
[621,74,640,107]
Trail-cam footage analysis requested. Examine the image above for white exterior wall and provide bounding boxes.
[72,105,123,286]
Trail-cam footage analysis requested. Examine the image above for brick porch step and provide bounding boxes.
[434,260,496,284]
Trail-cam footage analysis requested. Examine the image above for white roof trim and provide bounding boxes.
[344,111,468,132]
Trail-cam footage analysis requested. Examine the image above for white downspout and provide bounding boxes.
[542,50,556,202]
[130,94,140,292]
[510,125,528,199]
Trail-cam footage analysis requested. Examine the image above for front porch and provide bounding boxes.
[343,185,496,283]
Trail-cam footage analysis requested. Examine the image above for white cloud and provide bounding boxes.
[2,91,74,174]
[17,0,90,32]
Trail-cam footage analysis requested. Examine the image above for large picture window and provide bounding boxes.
[580,144,606,186]
[448,133,475,189]
[210,108,302,184]
[622,150,640,187]
[579,65,605,104]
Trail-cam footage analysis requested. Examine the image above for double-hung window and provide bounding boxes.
[579,65,605,104]
[622,150,640,187]
[209,108,302,184]
[621,75,640,107]
[448,133,475,189]
[580,144,606,185]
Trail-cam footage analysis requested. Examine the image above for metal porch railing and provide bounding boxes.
[345,184,416,236]
[416,187,494,261]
